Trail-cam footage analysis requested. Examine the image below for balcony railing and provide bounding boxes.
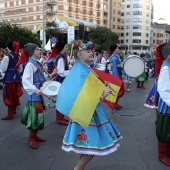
[46,0,57,5]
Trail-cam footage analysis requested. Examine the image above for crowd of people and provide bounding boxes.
[0,39,170,169]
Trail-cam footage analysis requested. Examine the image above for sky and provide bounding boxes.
[153,0,170,24]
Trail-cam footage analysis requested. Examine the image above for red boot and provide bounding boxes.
[136,82,140,88]
[158,142,170,166]
[1,106,14,120]
[56,111,68,125]
[35,131,46,142]
[167,143,170,157]
[140,82,146,89]
[114,103,122,110]
[28,130,38,149]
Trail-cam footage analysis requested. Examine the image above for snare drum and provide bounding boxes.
[123,55,145,77]
[40,81,61,108]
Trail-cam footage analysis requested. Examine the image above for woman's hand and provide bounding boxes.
[101,85,112,100]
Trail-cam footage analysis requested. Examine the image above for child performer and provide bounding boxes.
[58,41,122,170]
[1,41,23,120]
[156,43,170,166]
[16,43,57,149]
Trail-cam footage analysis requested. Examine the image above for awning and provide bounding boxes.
[37,15,98,31]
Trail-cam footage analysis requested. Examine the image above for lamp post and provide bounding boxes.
[42,0,45,52]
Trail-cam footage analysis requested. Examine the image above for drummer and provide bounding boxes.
[109,44,124,110]
[53,41,70,125]
[16,43,58,149]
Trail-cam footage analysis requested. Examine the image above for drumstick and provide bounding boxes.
[40,76,55,92]
[89,68,116,96]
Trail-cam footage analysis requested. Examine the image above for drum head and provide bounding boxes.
[41,81,61,96]
[123,55,145,77]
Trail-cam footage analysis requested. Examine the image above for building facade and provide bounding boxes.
[120,0,153,53]
[0,0,121,35]
[151,23,170,51]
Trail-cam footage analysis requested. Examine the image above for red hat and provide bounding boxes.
[48,43,58,60]
[15,48,29,71]
[155,44,164,78]
[12,41,20,57]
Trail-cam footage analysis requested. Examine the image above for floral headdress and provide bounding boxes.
[73,40,93,50]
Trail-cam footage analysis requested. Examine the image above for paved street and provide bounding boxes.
[0,78,169,170]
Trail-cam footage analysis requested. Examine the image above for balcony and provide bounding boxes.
[46,0,57,5]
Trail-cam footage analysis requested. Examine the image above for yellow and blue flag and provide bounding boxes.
[56,60,105,127]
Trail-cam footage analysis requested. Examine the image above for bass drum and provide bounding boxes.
[123,55,145,77]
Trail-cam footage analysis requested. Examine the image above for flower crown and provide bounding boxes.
[73,40,93,50]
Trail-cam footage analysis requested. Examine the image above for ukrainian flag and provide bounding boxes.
[56,60,105,127]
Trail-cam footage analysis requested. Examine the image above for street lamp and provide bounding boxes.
[42,0,45,52]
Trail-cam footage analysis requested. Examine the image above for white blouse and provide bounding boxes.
[157,65,170,106]
[0,55,23,73]
[57,58,69,77]
[22,62,49,95]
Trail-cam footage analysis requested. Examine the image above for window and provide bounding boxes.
[146,20,149,24]
[113,2,116,6]
[19,9,22,13]
[7,2,10,7]
[121,5,124,9]
[133,18,142,23]
[117,18,121,22]
[117,10,121,15]
[121,33,124,36]
[146,33,149,37]
[133,25,142,29]
[126,11,130,15]
[8,19,10,22]
[64,5,69,11]
[121,40,124,43]
[146,40,149,44]
[18,1,21,5]
[126,18,130,22]
[74,0,76,4]
[14,10,17,14]
[133,39,141,43]
[34,25,37,30]
[117,25,120,29]
[121,19,124,23]
[19,18,22,22]
[153,33,155,36]
[113,17,115,21]
[121,26,124,30]
[40,15,43,20]
[33,6,36,11]
[127,5,130,8]
[133,11,142,15]
[33,0,36,2]
[0,12,5,16]
[133,4,142,8]
[113,25,115,29]
[113,10,116,14]
[126,25,129,29]
[146,26,149,30]
[126,33,129,36]
[147,6,149,10]
[26,8,29,12]
[14,1,17,6]
[7,11,10,15]
[153,40,155,43]
[25,0,29,4]
[121,13,124,16]
[33,16,37,20]
[14,18,17,23]
[26,17,29,22]
[146,13,149,17]
[133,32,141,36]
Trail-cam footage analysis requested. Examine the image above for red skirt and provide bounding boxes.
[3,82,23,106]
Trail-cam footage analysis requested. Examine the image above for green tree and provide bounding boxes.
[88,26,119,52]
[45,21,59,39]
[0,21,41,48]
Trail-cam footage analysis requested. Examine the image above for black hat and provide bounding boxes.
[24,43,39,57]
[160,43,170,59]
[109,44,118,53]
[56,42,67,52]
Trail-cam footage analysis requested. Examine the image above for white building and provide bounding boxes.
[120,0,153,54]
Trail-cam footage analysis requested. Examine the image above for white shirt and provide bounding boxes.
[157,66,170,106]
[0,55,23,73]
[22,62,49,95]
[101,57,107,65]
[57,58,69,77]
